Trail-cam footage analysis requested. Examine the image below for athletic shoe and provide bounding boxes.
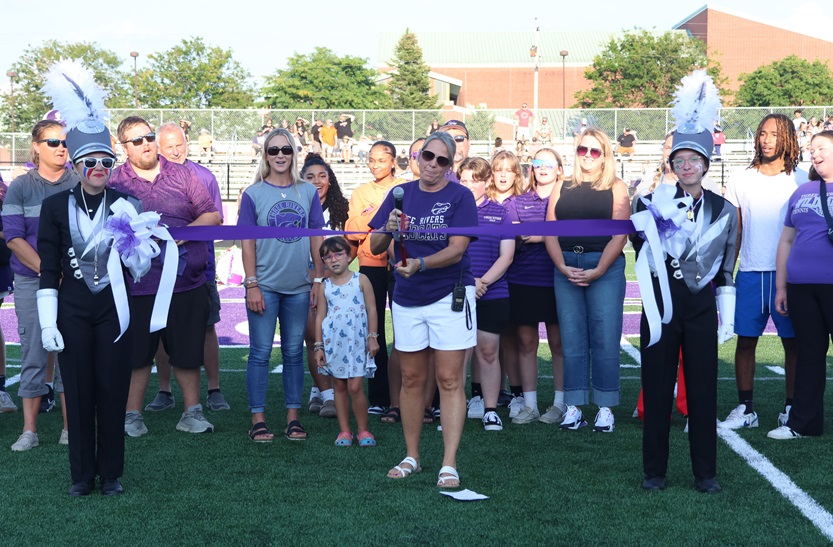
[39,385,55,414]
[467,396,485,419]
[308,396,323,414]
[508,396,525,419]
[11,430,38,451]
[560,406,587,430]
[176,404,214,434]
[497,390,512,407]
[684,418,689,433]
[778,405,792,428]
[58,429,69,445]
[367,405,384,415]
[124,411,148,438]
[319,400,337,419]
[632,407,639,418]
[432,407,441,420]
[145,392,175,412]
[593,407,615,432]
[512,406,540,425]
[539,404,567,424]
[483,411,503,431]
[767,425,802,440]
[719,404,758,429]
[0,390,17,413]
[206,391,231,411]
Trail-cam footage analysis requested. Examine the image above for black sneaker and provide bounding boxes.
[482,411,503,431]
[39,385,55,414]
[497,390,512,408]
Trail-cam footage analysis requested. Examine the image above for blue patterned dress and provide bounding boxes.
[320,273,376,379]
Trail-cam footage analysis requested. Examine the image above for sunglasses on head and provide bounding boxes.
[36,138,67,148]
[420,150,451,168]
[122,133,156,146]
[576,145,603,159]
[452,135,467,143]
[77,157,116,169]
[531,159,558,169]
[266,145,294,156]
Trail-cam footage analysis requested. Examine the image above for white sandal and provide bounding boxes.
[388,456,421,479]
[437,465,460,488]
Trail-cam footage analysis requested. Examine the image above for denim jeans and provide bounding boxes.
[554,252,625,407]
[246,289,309,413]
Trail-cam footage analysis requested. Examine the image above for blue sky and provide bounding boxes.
[0,0,829,88]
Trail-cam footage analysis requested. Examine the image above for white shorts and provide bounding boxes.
[516,127,531,141]
[392,286,477,352]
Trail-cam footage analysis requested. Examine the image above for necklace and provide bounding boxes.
[80,189,107,286]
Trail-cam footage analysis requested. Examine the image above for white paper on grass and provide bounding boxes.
[440,489,489,501]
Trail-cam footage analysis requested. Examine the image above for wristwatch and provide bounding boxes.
[313,277,324,283]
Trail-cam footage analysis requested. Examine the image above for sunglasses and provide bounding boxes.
[671,156,705,169]
[77,157,116,169]
[531,159,559,169]
[452,135,467,143]
[576,145,603,159]
[267,145,294,156]
[420,150,451,168]
[122,133,156,146]
[322,250,347,262]
[36,138,67,148]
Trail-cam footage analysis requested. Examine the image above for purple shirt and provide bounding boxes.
[469,199,512,301]
[108,155,217,295]
[185,160,223,282]
[505,190,554,287]
[369,179,477,307]
[784,181,833,285]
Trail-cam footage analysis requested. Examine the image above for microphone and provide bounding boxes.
[392,186,408,261]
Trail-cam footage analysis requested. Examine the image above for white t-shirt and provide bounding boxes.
[724,166,808,271]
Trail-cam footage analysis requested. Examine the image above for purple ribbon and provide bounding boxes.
[107,215,140,258]
[645,203,681,241]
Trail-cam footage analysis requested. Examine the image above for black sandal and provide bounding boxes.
[285,419,308,441]
[423,408,434,424]
[381,407,401,424]
[249,422,274,443]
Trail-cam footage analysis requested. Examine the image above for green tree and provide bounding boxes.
[736,56,833,106]
[0,40,131,132]
[575,29,728,109]
[386,31,437,110]
[465,107,496,141]
[138,37,254,109]
[260,48,390,110]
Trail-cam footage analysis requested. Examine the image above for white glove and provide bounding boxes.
[37,289,64,352]
[716,288,736,345]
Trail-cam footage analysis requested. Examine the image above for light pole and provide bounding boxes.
[530,19,541,120]
[560,50,568,143]
[6,70,17,133]
[129,51,139,108]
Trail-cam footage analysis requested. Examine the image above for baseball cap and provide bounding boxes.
[440,120,469,137]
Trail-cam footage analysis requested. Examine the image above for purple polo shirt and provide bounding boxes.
[505,190,554,287]
[185,160,223,282]
[469,199,512,300]
[784,181,833,284]
[108,155,217,295]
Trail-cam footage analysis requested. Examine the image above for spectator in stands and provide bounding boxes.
[514,103,534,143]
[616,127,637,157]
[492,137,505,155]
[264,118,274,132]
[179,119,192,141]
[396,148,410,172]
[792,110,806,131]
[535,118,554,146]
[109,116,221,438]
[4,120,74,451]
[320,119,337,160]
[824,115,833,131]
[712,126,726,160]
[426,119,440,136]
[252,127,266,158]
[148,122,231,413]
[798,123,812,162]
[294,117,310,149]
[336,114,355,163]
[573,118,589,145]
[439,120,470,182]
[768,130,833,441]
[310,119,324,155]
[808,116,821,135]
[280,119,289,130]
[197,129,213,161]
[356,134,371,163]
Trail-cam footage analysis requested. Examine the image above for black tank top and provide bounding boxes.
[554,180,613,252]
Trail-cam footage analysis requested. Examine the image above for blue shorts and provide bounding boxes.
[734,271,794,338]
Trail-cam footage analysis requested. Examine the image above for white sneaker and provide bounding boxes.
[512,406,540,424]
[719,404,758,429]
[124,411,148,438]
[482,410,503,431]
[539,404,567,424]
[58,429,69,445]
[508,396,525,419]
[11,430,39,451]
[560,405,587,430]
[467,396,485,419]
[778,405,792,428]
[593,407,615,432]
[767,425,802,440]
[176,404,214,434]
[0,390,17,413]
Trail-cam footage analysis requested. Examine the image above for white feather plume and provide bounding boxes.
[670,69,721,134]
[40,59,109,131]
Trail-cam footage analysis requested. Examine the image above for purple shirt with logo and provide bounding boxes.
[784,181,833,285]
[469,199,512,301]
[505,190,554,287]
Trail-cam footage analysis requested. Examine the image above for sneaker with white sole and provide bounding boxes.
[497,390,512,407]
[176,404,214,433]
[593,407,615,432]
[719,404,758,429]
[308,396,323,414]
[467,396,485,419]
[512,406,540,424]
[145,392,175,412]
[206,391,231,411]
[560,406,587,430]
[778,405,791,428]
[483,410,503,431]
[319,399,337,418]
[125,411,148,437]
[539,404,567,424]
[767,425,801,440]
[11,430,39,451]
[367,405,384,415]
[0,390,17,413]
[508,396,525,419]
[58,429,69,445]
